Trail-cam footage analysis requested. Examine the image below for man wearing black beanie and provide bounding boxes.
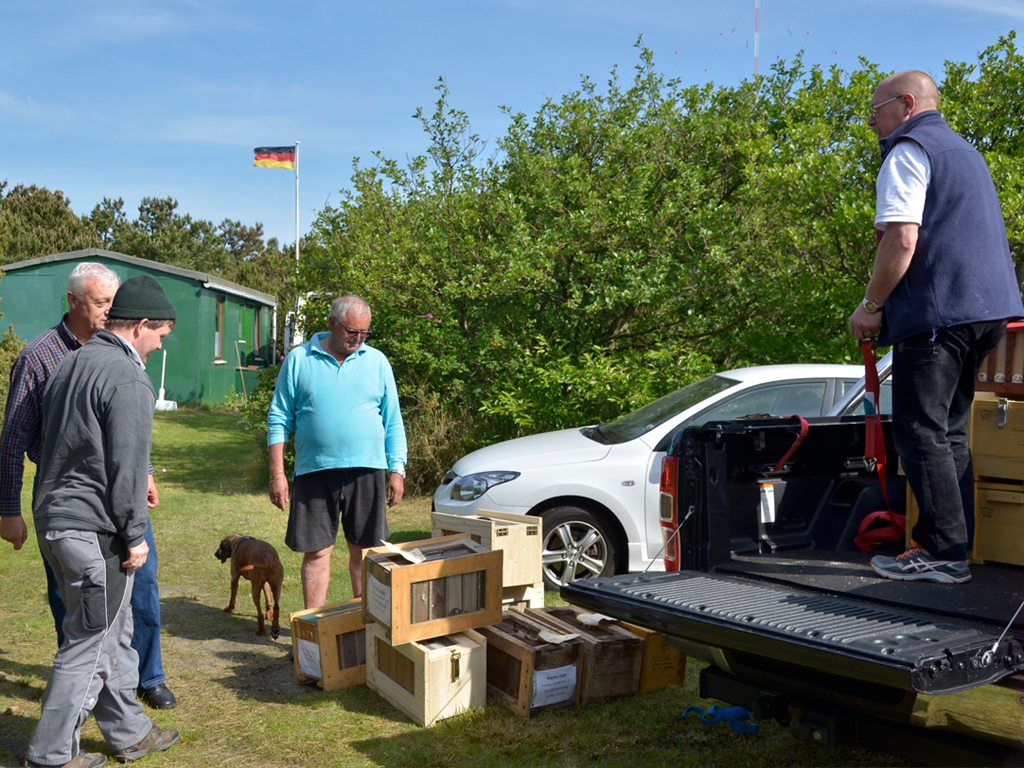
[25,275,180,768]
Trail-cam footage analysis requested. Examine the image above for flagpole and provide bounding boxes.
[294,140,300,273]
[292,141,304,345]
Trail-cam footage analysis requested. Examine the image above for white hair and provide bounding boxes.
[329,294,371,323]
[67,262,119,299]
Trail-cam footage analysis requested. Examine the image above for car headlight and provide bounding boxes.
[449,471,520,501]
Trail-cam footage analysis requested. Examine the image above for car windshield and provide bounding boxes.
[592,375,738,444]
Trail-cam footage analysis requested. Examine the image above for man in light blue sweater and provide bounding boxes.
[267,295,407,608]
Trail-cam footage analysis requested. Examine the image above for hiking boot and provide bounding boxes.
[114,726,180,763]
[871,541,971,584]
[25,753,106,768]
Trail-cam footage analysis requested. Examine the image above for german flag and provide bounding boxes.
[253,146,296,170]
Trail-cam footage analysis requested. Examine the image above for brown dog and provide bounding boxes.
[215,534,284,638]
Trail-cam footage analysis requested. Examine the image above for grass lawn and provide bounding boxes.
[0,409,912,767]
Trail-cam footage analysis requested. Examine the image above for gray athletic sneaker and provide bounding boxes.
[871,541,971,584]
[114,726,180,763]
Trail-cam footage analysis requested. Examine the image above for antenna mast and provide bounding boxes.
[754,0,761,76]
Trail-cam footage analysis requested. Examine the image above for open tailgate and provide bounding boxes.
[561,571,1024,695]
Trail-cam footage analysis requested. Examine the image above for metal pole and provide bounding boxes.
[754,0,761,76]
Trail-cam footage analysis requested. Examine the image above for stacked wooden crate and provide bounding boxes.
[968,322,1024,566]
[361,534,502,726]
[431,510,544,609]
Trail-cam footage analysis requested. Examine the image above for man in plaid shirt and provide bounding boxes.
[0,262,177,710]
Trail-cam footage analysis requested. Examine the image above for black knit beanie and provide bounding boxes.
[108,275,177,321]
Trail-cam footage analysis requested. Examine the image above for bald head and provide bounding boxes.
[879,70,939,112]
[869,70,940,138]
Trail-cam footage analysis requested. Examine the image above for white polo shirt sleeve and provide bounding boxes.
[875,140,931,231]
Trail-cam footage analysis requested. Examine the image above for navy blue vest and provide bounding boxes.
[877,111,1023,345]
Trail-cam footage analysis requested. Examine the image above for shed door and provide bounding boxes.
[238,305,255,365]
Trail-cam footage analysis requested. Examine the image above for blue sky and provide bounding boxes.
[2,0,1022,248]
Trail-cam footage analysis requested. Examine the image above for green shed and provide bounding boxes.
[0,248,277,405]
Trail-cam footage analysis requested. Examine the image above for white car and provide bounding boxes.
[433,364,879,589]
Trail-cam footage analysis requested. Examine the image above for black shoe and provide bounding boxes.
[138,683,177,709]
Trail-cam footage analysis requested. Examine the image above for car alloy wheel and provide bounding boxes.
[540,506,617,589]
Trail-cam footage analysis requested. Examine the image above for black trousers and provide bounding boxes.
[892,320,1006,561]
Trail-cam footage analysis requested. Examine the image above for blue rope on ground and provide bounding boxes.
[679,705,759,734]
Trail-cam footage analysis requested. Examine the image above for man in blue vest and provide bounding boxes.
[849,70,1024,583]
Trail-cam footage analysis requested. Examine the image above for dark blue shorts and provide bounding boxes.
[285,467,389,552]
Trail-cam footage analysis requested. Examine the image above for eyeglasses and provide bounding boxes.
[869,95,901,118]
[338,323,372,339]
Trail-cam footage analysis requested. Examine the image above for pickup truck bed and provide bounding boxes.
[561,415,1024,764]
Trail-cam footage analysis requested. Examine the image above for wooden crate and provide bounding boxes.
[977,322,1024,397]
[477,608,581,717]
[524,606,642,704]
[363,534,503,645]
[501,581,545,610]
[973,481,1024,567]
[971,394,1024,482]
[364,621,486,727]
[615,621,687,694]
[431,510,542,588]
[290,599,366,691]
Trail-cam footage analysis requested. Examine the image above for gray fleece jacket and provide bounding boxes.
[33,329,155,547]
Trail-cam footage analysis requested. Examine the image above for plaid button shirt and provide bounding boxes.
[0,318,81,516]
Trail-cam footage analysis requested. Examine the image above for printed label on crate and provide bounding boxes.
[366,574,392,623]
[297,637,322,679]
[531,664,576,708]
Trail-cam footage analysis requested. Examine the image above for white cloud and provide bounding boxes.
[0,91,77,133]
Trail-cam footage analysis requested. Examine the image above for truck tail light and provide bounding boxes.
[659,455,680,571]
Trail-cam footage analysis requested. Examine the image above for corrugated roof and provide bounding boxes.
[1,248,277,307]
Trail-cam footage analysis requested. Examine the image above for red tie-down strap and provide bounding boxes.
[855,340,906,551]
[773,415,809,473]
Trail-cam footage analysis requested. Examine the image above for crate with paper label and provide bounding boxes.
[290,600,366,691]
[524,606,642,704]
[431,510,543,608]
[477,608,582,717]
[362,534,503,645]
[364,621,486,727]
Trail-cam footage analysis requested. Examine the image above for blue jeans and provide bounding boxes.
[45,517,165,690]
[892,321,1006,561]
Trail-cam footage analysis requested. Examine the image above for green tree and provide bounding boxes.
[0,182,101,264]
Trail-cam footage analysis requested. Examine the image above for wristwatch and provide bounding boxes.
[862,297,882,314]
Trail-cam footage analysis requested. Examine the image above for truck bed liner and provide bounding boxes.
[721,551,1022,627]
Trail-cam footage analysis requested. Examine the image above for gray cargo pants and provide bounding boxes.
[27,530,153,766]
